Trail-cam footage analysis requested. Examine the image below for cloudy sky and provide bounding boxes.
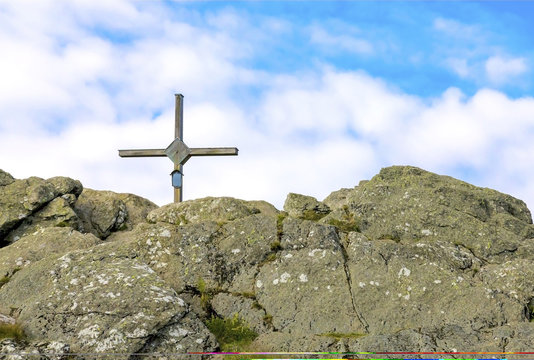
[1,1,533,212]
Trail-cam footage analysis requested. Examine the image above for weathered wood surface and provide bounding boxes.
[118,149,166,157]
[190,147,239,156]
[119,147,238,158]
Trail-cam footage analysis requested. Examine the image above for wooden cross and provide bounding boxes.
[118,94,238,203]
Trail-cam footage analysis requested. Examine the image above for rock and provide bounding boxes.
[322,165,534,262]
[322,187,353,209]
[0,313,15,325]
[0,176,83,244]
[46,176,83,198]
[147,197,269,226]
[0,169,15,186]
[74,189,157,239]
[211,293,270,335]
[255,218,368,338]
[2,165,534,357]
[3,197,81,244]
[343,232,523,336]
[117,192,159,229]
[244,200,279,217]
[102,213,278,295]
[0,244,217,356]
[0,227,100,278]
[283,193,330,220]
[1,339,72,360]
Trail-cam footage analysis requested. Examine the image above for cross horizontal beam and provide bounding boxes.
[119,147,238,158]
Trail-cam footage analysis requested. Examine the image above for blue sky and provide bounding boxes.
[1,1,534,212]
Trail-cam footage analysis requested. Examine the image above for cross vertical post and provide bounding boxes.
[174,94,184,203]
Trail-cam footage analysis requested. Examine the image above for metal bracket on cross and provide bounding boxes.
[165,138,192,166]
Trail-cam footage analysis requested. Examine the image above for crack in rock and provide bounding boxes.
[337,231,369,333]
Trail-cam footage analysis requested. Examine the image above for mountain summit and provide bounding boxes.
[1,166,534,358]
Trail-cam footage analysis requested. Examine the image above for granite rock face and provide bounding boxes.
[1,166,534,358]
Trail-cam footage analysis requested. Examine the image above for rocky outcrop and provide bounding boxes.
[75,189,158,239]
[322,166,534,263]
[0,175,82,245]
[283,193,330,220]
[1,166,534,358]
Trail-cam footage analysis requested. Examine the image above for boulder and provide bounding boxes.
[99,212,278,295]
[0,169,15,186]
[147,196,276,226]
[0,244,217,357]
[283,193,330,220]
[0,175,83,245]
[0,227,100,278]
[321,165,534,262]
[3,197,81,244]
[0,339,72,360]
[74,189,157,239]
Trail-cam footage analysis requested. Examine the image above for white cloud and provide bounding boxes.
[1,1,534,216]
[446,58,470,78]
[433,17,479,38]
[485,55,528,84]
[309,25,373,55]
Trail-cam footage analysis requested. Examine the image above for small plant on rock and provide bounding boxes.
[300,209,326,221]
[327,205,360,233]
[270,240,282,251]
[276,212,287,237]
[0,268,21,289]
[197,277,211,311]
[205,313,258,352]
[0,276,9,289]
[0,322,26,341]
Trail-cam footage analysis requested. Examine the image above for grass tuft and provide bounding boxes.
[269,240,282,252]
[300,209,326,221]
[205,313,258,352]
[0,322,26,341]
[276,212,287,238]
[0,268,21,289]
[327,205,360,233]
[197,277,211,311]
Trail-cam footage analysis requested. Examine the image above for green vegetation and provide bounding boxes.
[251,301,262,311]
[269,240,282,251]
[300,209,327,221]
[239,291,256,299]
[381,233,401,242]
[177,214,189,225]
[327,205,360,233]
[262,314,273,327]
[0,268,21,289]
[246,229,263,245]
[0,322,26,341]
[528,302,534,322]
[258,253,277,267]
[205,313,258,352]
[276,212,287,237]
[197,277,211,311]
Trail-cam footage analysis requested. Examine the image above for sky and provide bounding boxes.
[1,1,534,212]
